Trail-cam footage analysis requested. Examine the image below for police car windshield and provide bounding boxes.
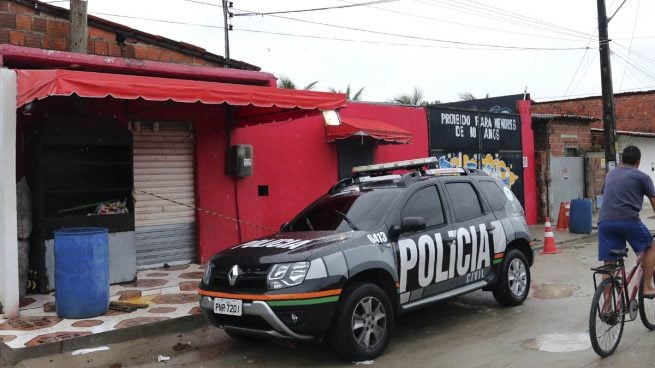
[286,189,400,232]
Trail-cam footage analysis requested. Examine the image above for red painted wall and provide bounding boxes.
[194,109,242,262]
[231,114,339,245]
[343,102,429,162]
[226,103,430,249]
[518,100,537,225]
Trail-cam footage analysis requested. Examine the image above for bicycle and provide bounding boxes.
[589,248,655,357]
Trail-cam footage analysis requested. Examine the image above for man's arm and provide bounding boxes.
[650,196,655,213]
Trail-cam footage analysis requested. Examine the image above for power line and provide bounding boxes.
[336,0,590,42]
[458,0,595,38]
[563,43,593,97]
[229,7,591,51]
[569,53,598,97]
[608,0,628,22]
[414,0,593,40]
[615,43,655,67]
[561,19,600,97]
[187,1,592,49]
[93,11,594,52]
[233,0,398,17]
[618,0,640,89]
[612,48,655,80]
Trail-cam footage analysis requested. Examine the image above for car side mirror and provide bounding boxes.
[389,217,427,240]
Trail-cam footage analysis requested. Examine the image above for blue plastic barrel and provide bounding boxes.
[54,227,109,318]
[569,199,593,234]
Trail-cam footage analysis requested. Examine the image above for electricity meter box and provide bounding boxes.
[228,144,253,177]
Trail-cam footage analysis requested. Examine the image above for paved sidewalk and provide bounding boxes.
[528,206,655,251]
[0,264,206,366]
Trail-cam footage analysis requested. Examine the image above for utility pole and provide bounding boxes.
[222,0,231,66]
[596,0,618,171]
[69,0,88,53]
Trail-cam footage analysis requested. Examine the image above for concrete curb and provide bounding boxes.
[1,313,207,367]
[531,232,598,253]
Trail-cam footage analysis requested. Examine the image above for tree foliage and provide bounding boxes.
[458,92,477,101]
[278,76,319,90]
[391,87,426,106]
[329,84,365,101]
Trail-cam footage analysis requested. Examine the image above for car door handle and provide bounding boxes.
[444,237,456,243]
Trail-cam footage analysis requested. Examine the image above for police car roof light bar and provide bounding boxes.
[425,168,467,176]
[352,157,439,175]
[357,174,403,183]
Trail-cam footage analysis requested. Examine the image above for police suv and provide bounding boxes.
[198,157,533,360]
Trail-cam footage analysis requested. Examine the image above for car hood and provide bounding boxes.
[211,230,366,265]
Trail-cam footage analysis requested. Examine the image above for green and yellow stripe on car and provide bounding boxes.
[198,289,341,307]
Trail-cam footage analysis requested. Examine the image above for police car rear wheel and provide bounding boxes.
[329,283,393,360]
[492,249,530,306]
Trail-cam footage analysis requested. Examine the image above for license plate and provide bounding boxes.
[213,298,242,316]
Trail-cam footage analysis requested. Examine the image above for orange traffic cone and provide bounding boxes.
[541,216,560,254]
[556,202,570,231]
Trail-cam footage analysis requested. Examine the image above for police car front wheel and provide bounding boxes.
[492,249,530,306]
[329,283,394,360]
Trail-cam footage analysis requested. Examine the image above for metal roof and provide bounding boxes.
[590,128,655,138]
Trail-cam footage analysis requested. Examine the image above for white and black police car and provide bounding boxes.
[198,157,533,360]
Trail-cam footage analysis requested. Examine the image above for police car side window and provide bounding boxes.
[401,186,445,228]
[446,182,483,222]
[478,181,507,211]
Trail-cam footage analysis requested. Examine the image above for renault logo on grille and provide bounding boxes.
[228,265,242,286]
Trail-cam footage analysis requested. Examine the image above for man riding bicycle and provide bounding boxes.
[599,146,655,296]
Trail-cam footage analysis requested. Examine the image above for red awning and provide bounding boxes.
[15,69,347,124]
[325,117,412,144]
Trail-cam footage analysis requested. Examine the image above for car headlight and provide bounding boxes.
[202,262,214,285]
[267,262,310,290]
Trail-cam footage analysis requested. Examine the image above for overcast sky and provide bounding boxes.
[56,0,655,103]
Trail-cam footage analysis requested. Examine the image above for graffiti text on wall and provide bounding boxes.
[439,113,518,141]
[438,153,519,187]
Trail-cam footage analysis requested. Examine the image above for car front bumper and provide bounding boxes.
[200,296,336,339]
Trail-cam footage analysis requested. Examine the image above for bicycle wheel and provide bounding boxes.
[589,278,625,357]
[639,271,655,330]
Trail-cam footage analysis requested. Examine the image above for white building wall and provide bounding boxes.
[618,135,655,184]
[0,69,18,318]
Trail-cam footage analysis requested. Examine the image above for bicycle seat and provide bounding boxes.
[609,248,629,258]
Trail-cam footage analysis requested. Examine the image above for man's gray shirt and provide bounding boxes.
[599,166,655,222]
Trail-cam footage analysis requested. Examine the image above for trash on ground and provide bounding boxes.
[157,355,171,362]
[71,346,110,355]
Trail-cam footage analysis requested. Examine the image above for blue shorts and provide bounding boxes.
[598,221,653,261]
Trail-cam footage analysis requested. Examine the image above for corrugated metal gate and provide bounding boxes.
[549,156,584,223]
[132,121,197,270]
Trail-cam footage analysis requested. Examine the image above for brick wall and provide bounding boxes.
[533,91,655,133]
[0,0,221,66]
[532,118,597,222]
[546,120,593,156]
[585,152,606,211]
